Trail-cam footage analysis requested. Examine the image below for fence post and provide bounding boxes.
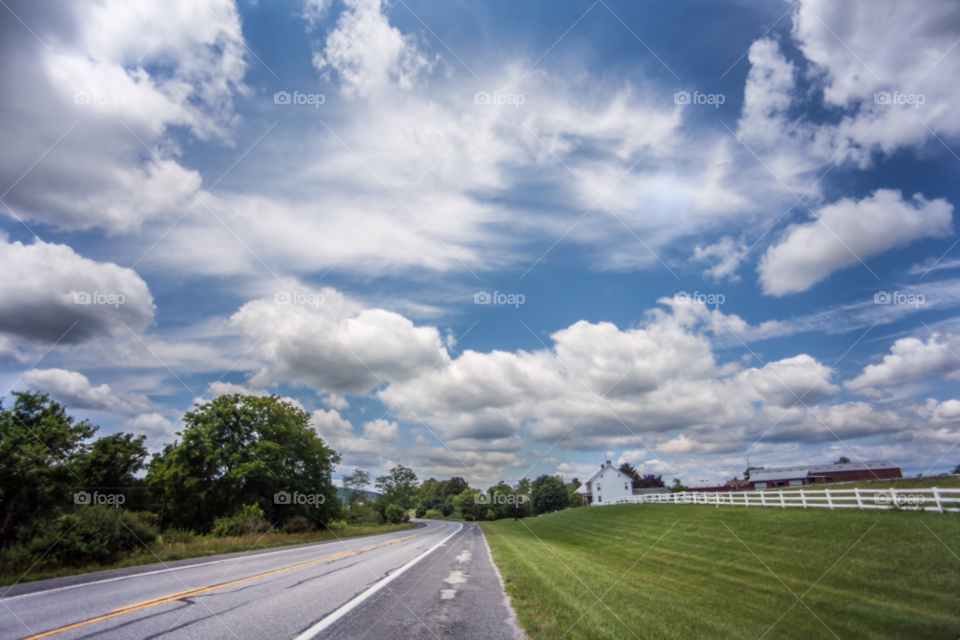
[855,488,863,509]
[800,488,807,509]
[934,487,943,514]
[761,491,767,507]
[745,492,749,507]
[780,491,786,508]
[826,488,834,510]
[890,488,897,511]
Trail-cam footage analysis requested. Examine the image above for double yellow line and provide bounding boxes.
[21,525,442,639]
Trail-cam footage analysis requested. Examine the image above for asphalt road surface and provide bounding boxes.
[0,520,524,640]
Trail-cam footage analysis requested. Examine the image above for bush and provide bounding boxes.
[326,519,347,530]
[160,528,197,544]
[424,509,443,519]
[385,503,405,524]
[210,504,270,538]
[346,503,382,525]
[281,516,315,534]
[29,507,158,566]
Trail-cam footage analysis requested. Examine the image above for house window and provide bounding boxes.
[598,495,602,502]
[624,483,629,490]
[597,484,601,491]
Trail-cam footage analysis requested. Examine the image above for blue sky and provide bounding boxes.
[2,0,960,487]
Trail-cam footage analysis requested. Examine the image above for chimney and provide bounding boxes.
[606,460,612,466]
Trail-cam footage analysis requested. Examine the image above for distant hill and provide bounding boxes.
[336,487,380,502]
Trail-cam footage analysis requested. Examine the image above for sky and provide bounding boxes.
[2,0,960,488]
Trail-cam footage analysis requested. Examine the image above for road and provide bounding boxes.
[0,520,524,640]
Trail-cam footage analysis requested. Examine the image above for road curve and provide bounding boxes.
[0,520,524,640]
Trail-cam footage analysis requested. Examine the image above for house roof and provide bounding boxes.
[750,460,899,483]
[582,463,635,489]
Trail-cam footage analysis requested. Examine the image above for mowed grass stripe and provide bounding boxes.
[480,505,960,640]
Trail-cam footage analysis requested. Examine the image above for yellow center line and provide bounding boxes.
[20,524,443,640]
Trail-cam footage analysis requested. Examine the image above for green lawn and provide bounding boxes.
[480,504,960,640]
[0,522,415,586]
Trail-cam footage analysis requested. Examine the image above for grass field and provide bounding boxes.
[480,504,960,639]
[0,522,415,586]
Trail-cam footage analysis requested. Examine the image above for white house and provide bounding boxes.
[578,460,635,506]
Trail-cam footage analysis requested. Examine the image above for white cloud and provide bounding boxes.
[313,0,436,97]
[23,368,151,413]
[0,235,154,347]
[0,0,246,231]
[758,190,953,295]
[845,333,960,394]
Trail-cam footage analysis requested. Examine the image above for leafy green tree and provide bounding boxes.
[618,463,640,489]
[384,503,406,524]
[452,488,484,520]
[952,464,960,475]
[531,475,568,515]
[76,433,149,509]
[566,480,583,508]
[669,478,688,492]
[0,392,96,544]
[145,394,341,533]
[836,456,851,464]
[342,468,371,508]
[375,465,419,515]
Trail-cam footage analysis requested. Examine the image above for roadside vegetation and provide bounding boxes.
[480,503,960,640]
[0,391,409,586]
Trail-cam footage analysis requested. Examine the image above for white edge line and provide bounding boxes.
[2,528,428,602]
[294,521,464,640]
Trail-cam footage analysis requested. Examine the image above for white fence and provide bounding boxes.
[601,487,960,513]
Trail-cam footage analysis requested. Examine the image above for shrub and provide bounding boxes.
[210,504,270,538]
[326,519,347,530]
[160,528,197,544]
[385,503,405,524]
[281,516,315,534]
[424,509,443,519]
[29,507,157,566]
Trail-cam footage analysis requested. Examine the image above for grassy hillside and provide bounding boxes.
[480,504,960,639]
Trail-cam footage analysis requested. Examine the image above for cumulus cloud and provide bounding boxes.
[0,235,154,347]
[23,368,151,413]
[758,190,953,295]
[845,333,960,394]
[231,288,447,394]
[313,0,436,97]
[0,0,246,231]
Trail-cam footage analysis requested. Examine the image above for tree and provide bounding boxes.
[618,463,640,488]
[0,392,96,544]
[375,465,419,512]
[145,394,341,533]
[76,433,149,509]
[669,478,688,492]
[566,481,583,508]
[452,488,484,520]
[342,469,371,507]
[638,474,665,488]
[952,464,960,475]
[531,475,568,515]
[744,466,763,480]
[836,456,851,464]
[384,503,406,524]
